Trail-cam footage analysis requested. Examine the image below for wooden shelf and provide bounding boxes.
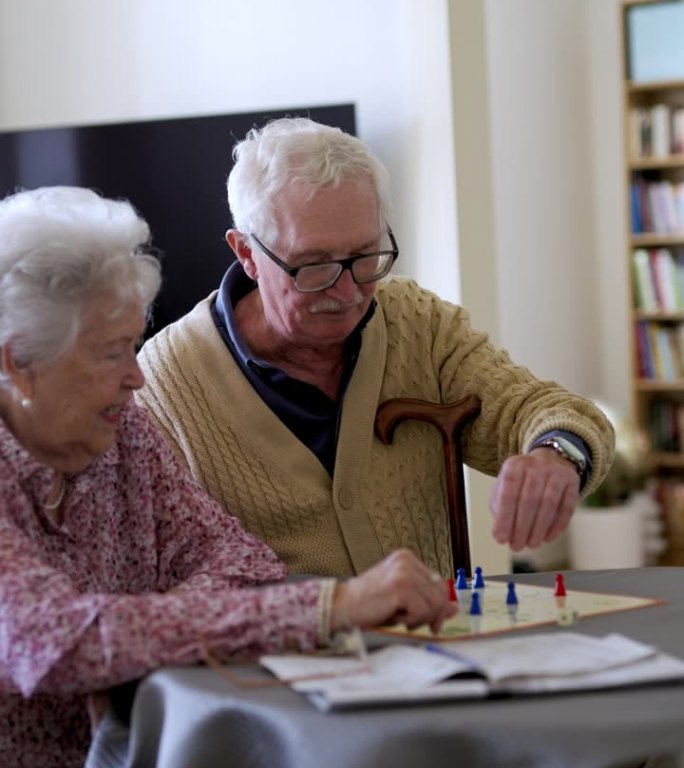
[635,311,684,321]
[658,550,684,566]
[635,379,684,391]
[624,0,680,7]
[629,155,684,170]
[631,233,684,247]
[651,452,684,469]
[627,78,684,93]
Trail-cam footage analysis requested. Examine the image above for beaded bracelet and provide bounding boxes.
[317,578,338,646]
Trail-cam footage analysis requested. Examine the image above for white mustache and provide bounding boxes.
[309,292,365,314]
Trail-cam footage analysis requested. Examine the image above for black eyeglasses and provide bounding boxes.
[250,227,399,293]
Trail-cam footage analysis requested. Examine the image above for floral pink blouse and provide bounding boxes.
[0,403,325,768]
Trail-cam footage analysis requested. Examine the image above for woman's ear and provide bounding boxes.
[0,344,34,402]
[226,230,258,281]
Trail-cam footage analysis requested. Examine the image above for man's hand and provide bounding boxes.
[331,549,456,635]
[490,448,581,551]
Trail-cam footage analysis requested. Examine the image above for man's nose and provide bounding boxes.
[330,265,358,296]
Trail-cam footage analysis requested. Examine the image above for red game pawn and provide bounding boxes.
[447,578,458,602]
[554,573,567,597]
[554,573,567,609]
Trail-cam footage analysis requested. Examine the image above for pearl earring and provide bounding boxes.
[20,397,31,409]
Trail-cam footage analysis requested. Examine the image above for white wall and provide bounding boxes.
[486,0,600,398]
[0,0,460,300]
[449,0,508,574]
[483,0,629,411]
[586,0,632,417]
[482,0,630,568]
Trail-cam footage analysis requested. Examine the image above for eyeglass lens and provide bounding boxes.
[295,253,394,291]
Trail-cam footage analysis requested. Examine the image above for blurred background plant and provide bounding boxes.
[581,402,650,508]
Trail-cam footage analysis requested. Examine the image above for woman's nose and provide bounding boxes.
[125,356,146,390]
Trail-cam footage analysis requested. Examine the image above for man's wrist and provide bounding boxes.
[535,436,586,476]
[529,430,592,490]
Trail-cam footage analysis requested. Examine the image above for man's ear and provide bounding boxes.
[0,344,34,401]
[226,230,258,281]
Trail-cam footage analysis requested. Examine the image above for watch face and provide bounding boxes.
[552,437,587,471]
[540,440,585,476]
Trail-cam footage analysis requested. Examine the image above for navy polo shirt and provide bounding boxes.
[210,261,374,475]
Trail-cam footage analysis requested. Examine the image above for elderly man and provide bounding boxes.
[137,117,614,578]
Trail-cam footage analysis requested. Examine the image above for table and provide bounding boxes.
[86,568,684,768]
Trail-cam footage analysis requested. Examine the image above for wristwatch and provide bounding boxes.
[536,436,587,477]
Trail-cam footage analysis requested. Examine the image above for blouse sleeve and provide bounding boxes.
[0,408,329,698]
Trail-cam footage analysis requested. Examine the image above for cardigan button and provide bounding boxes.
[337,489,353,509]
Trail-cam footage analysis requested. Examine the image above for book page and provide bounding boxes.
[436,632,658,682]
[261,644,475,693]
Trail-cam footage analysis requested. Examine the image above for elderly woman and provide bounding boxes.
[0,187,453,768]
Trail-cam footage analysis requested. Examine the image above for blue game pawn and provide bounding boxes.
[455,567,468,591]
[506,581,518,606]
[455,567,471,611]
[469,591,482,616]
[506,581,518,621]
[473,566,485,589]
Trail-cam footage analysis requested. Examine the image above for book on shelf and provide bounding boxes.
[628,107,650,159]
[631,180,643,234]
[656,326,678,381]
[647,323,666,379]
[260,632,684,711]
[632,249,658,310]
[676,183,684,228]
[653,248,683,312]
[648,400,684,453]
[651,103,671,158]
[628,104,684,159]
[657,479,684,548]
[631,179,684,235]
[635,320,684,382]
[635,321,653,379]
[675,107,684,155]
[635,321,652,378]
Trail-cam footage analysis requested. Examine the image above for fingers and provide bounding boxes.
[333,549,453,633]
[429,601,458,634]
[490,456,526,545]
[544,481,577,541]
[378,552,449,630]
[491,453,580,551]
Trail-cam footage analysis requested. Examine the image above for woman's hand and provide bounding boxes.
[330,549,456,635]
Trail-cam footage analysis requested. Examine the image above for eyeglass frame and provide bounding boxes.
[249,226,399,293]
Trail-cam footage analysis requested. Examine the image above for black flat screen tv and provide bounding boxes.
[0,104,357,336]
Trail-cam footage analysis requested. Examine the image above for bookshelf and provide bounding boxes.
[622,0,684,563]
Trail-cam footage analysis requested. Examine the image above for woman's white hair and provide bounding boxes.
[0,186,161,380]
[227,117,391,243]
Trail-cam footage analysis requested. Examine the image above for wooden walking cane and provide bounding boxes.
[374,395,481,577]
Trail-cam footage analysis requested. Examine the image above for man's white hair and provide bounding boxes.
[227,117,391,244]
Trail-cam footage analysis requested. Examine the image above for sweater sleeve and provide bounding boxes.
[382,279,615,496]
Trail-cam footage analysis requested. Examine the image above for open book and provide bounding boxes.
[260,632,684,711]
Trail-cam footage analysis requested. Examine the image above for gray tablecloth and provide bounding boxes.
[86,568,684,768]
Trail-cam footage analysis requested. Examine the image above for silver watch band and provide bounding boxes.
[536,437,587,476]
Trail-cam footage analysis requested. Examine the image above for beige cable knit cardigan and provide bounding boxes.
[137,277,614,578]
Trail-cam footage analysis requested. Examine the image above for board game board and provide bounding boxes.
[377,578,663,642]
